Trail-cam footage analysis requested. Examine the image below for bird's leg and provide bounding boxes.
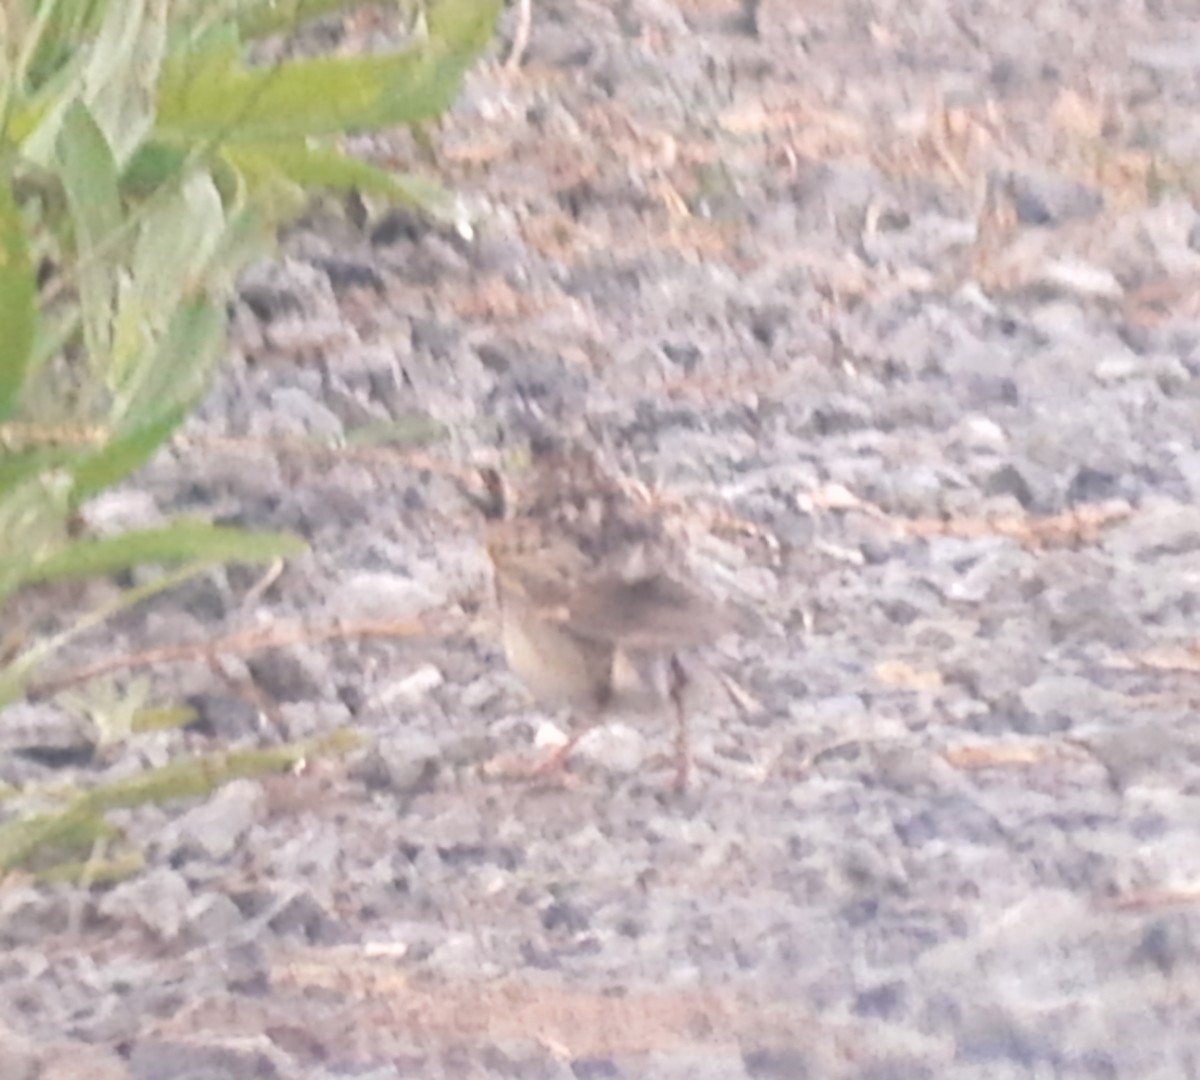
[668,653,690,792]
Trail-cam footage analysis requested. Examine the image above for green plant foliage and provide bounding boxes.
[55,100,123,364]
[0,0,497,674]
[0,728,360,876]
[0,180,38,422]
[0,563,215,709]
[22,521,308,586]
[0,0,497,842]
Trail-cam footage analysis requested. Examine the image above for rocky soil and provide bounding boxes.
[3,0,1200,1076]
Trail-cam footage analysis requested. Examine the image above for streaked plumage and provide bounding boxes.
[475,433,739,788]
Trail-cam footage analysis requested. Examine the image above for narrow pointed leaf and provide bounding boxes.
[21,521,306,585]
[114,294,224,429]
[160,47,464,142]
[222,142,457,218]
[83,0,169,164]
[56,101,122,364]
[427,0,503,54]
[0,180,38,420]
[70,407,185,504]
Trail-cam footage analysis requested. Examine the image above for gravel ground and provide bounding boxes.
[3,1,1200,1077]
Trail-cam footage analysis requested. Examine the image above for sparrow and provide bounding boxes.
[471,430,742,789]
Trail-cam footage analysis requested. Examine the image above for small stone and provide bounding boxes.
[313,255,384,292]
[37,1047,128,1080]
[79,489,164,535]
[277,699,352,738]
[410,315,461,359]
[573,722,647,775]
[838,839,909,890]
[1017,676,1110,736]
[1093,355,1141,383]
[1066,466,1119,505]
[237,257,325,321]
[533,720,571,750]
[571,1058,621,1079]
[165,779,265,862]
[335,572,441,621]
[0,886,69,947]
[268,890,345,945]
[222,941,270,994]
[744,1047,818,1078]
[1037,259,1123,300]
[351,748,439,795]
[246,648,328,704]
[952,415,1008,452]
[1133,915,1200,976]
[1079,719,1197,790]
[185,893,245,945]
[127,1041,277,1080]
[98,868,192,941]
[1104,501,1200,559]
[1131,41,1200,72]
[184,693,262,741]
[0,703,94,774]
[460,676,506,712]
[945,545,1026,603]
[374,663,445,706]
[264,386,345,439]
[1006,170,1103,226]
[984,463,1035,509]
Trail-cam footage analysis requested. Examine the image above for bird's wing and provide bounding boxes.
[564,571,734,649]
[488,530,589,623]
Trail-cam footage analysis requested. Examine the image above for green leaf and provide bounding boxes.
[56,101,122,366]
[110,273,152,394]
[0,805,119,874]
[215,144,307,225]
[82,0,169,165]
[427,0,503,54]
[208,200,272,290]
[21,520,306,586]
[0,467,74,603]
[70,406,185,503]
[25,306,83,390]
[159,46,464,143]
[95,731,359,814]
[121,140,190,199]
[0,730,357,873]
[18,0,108,92]
[0,445,67,502]
[127,173,224,337]
[221,142,458,220]
[113,294,225,429]
[0,179,38,421]
[8,27,89,159]
[132,704,197,733]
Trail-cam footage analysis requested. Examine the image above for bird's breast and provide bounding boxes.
[499,605,613,710]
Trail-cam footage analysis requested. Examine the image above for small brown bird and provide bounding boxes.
[472,431,742,790]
